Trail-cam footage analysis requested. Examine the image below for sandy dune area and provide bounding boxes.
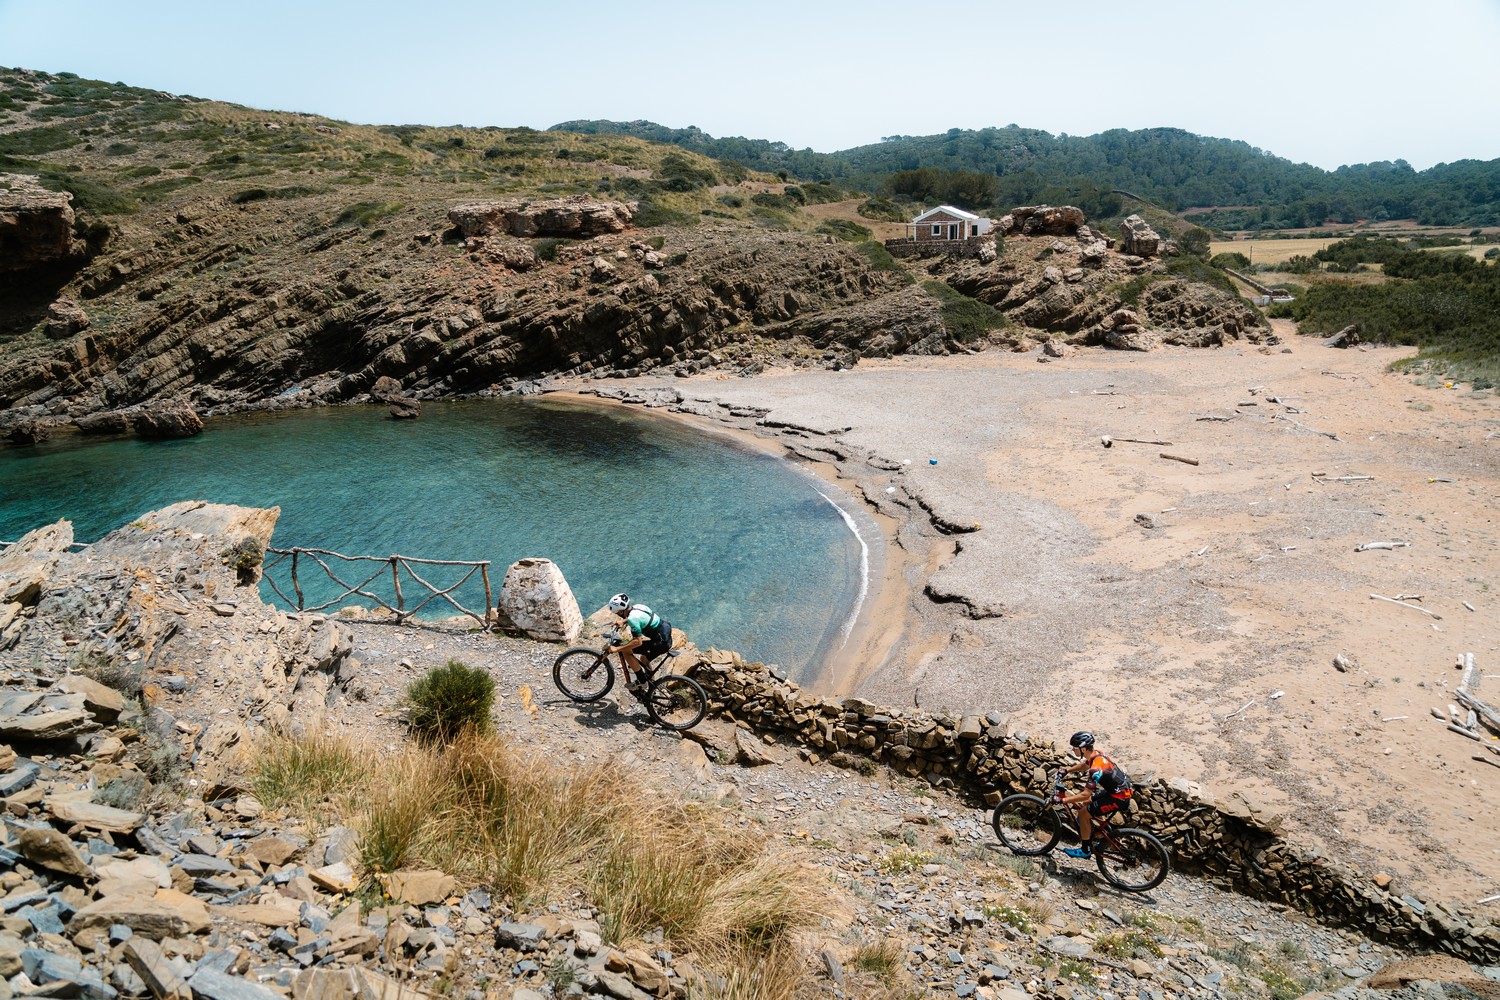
[594,328,1500,905]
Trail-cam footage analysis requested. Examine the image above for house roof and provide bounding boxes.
[913,205,981,223]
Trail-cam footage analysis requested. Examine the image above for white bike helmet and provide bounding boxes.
[607,593,631,613]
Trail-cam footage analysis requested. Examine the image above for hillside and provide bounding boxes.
[549,120,1500,229]
[2,69,1256,437]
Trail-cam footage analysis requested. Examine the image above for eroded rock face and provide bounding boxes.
[0,173,82,272]
[369,375,421,419]
[447,196,633,239]
[494,558,582,642]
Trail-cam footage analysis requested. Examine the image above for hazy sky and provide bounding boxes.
[2,0,1497,171]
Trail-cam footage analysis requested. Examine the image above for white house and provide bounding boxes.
[906,205,993,242]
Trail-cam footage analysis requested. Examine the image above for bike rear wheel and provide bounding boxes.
[991,794,1062,855]
[1095,828,1170,892]
[553,648,614,702]
[644,674,707,731]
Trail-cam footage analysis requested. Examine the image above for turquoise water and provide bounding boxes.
[0,398,865,680]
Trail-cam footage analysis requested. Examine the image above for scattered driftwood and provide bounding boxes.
[1273,413,1342,441]
[1472,754,1500,771]
[1479,893,1500,905]
[1369,593,1441,619]
[1196,414,1236,422]
[1316,474,1375,483]
[1448,723,1482,742]
[1427,476,1457,484]
[1160,453,1199,466]
[1101,435,1172,447]
[1323,324,1360,349]
[1457,690,1500,736]
[1464,601,1477,613]
[1355,541,1411,552]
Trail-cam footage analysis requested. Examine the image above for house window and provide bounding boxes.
[931,225,942,236]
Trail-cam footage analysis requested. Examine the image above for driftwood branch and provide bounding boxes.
[1273,413,1342,441]
[1369,594,1442,619]
[1160,453,1199,466]
[1315,475,1375,483]
[1101,435,1172,447]
[1195,414,1236,422]
[1354,541,1411,552]
[1448,723,1482,742]
[1459,652,1480,695]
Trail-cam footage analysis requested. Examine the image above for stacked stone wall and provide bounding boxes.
[884,235,993,260]
[683,646,1500,963]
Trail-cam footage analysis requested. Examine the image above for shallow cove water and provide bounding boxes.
[0,397,866,681]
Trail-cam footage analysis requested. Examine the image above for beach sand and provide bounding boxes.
[578,326,1500,904]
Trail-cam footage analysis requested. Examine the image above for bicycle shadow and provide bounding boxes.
[978,843,1165,906]
[541,694,657,733]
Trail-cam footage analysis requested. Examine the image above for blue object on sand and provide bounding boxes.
[929,459,938,465]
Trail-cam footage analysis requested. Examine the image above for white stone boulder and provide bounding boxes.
[494,558,582,642]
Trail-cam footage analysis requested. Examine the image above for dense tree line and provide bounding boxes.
[549,121,1500,227]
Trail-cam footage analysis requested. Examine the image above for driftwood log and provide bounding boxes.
[1160,453,1199,466]
[1355,541,1410,552]
[1369,593,1441,619]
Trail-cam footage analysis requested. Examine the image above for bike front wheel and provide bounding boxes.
[553,648,614,702]
[991,794,1062,855]
[1095,828,1170,892]
[644,674,707,731]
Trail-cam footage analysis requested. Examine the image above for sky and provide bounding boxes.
[2,0,1498,172]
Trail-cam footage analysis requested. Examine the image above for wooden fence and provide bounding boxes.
[261,547,494,628]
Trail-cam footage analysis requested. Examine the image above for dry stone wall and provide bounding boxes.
[679,645,1500,964]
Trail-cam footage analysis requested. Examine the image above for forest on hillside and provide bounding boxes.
[549,121,1500,229]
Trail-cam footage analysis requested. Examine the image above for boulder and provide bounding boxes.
[45,299,90,339]
[68,890,211,939]
[493,558,582,642]
[370,376,420,420]
[385,869,457,906]
[75,411,131,435]
[5,419,49,445]
[134,403,204,439]
[14,826,95,878]
[54,674,125,723]
[1119,215,1161,257]
[447,196,633,239]
[0,520,72,606]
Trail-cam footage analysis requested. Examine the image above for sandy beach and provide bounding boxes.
[580,327,1500,905]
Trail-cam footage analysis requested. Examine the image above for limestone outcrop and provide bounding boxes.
[0,173,83,272]
[996,204,1088,237]
[370,375,421,420]
[1119,214,1162,257]
[447,196,634,239]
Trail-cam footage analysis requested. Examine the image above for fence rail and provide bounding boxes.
[262,547,494,628]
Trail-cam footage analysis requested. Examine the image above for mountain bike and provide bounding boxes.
[552,631,708,731]
[991,773,1170,892]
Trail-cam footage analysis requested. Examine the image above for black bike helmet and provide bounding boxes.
[1069,731,1095,750]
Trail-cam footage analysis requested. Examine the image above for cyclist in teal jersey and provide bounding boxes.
[606,593,673,690]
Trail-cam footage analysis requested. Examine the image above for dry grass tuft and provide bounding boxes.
[252,729,828,1000]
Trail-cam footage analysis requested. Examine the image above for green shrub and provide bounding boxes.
[533,237,564,261]
[405,660,495,743]
[856,240,912,282]
[0,125,83,155]
[136,176,202,202]
[817,218,871,242]
[1210,251,1250,270]
[923,279,1007,342]
[335,200,403,227]
[857,196,909,223]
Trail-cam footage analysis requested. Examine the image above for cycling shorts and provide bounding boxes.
[1088,789,1128,816]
